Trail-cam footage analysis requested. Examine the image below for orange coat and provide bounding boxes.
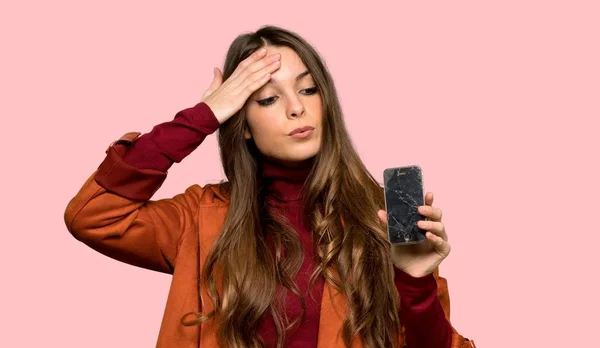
[64,132,476,347]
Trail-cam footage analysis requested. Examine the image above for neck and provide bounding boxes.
[260,156,314,202]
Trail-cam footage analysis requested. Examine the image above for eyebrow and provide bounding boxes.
[267,70,310,84]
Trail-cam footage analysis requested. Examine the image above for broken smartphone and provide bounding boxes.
[383,165,428,245]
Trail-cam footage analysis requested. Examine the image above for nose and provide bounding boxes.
[287,96,305,119]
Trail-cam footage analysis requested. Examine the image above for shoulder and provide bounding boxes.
[183,181,231,206]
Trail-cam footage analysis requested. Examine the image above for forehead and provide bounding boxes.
[264,46,309,83]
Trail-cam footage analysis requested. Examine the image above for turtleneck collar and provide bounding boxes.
[260,156,314,202]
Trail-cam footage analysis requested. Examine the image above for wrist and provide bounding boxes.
[202,100,226,124]
[393,266,437,299]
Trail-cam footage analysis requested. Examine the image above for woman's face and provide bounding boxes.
[244,45,323,166]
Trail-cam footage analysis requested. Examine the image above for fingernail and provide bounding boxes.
[259,48,267,54]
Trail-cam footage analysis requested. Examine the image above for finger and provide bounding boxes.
[229,47,268,80]
[243,60,281,95]
[425,232,451,255]
[239,54,280,88]
[417,220,448,241]
[418,205,443,221]
[204,67,223,96]
[377,209,388,225]
[425,192,434,206]
[213,67,223,86]
[245,72,273,94]
[234,51,280,85]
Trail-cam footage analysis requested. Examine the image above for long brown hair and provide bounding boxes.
[181,25,401,347]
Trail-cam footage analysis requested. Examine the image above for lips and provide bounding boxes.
[289,126,315,136]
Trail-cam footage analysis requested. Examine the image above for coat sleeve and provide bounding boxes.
[64,132,203,274]
[433,269,476,348]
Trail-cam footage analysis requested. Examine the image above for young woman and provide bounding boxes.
[64,25,475,348]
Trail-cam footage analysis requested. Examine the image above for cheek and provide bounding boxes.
[247,115,282,145]
[252,129,283,158]
[309,96,324,122]
[249,117,274,136]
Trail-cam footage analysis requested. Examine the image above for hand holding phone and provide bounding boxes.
[383,165,428,245]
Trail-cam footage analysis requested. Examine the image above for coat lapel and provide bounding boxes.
[198,203,228,347]
[316,273,364,348]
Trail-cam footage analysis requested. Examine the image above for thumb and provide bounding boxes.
[202,67,223,102]
[212,67,223,87]
[377,209,387,225]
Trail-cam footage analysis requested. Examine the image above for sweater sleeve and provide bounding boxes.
[122,101,220,171]
[94,102,220,200]
[394,267,453,348]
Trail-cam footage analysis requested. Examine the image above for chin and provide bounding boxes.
[287,154,317,163]
[278,152,316,162]
[290,144,320,161]
[257,138,321,163]
[272,147,320,164]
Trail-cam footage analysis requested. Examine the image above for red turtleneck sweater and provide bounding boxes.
[107,102,452,347]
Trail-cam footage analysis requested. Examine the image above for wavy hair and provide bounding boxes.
[181,25,401,348]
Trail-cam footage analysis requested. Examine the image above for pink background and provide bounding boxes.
[2,0,598,346]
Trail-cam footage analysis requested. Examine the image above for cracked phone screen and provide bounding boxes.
[383,166,427,245]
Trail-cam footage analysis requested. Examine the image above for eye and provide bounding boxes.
[257,96,278,107]
[301,86,319,95]
[256,86,320,107]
